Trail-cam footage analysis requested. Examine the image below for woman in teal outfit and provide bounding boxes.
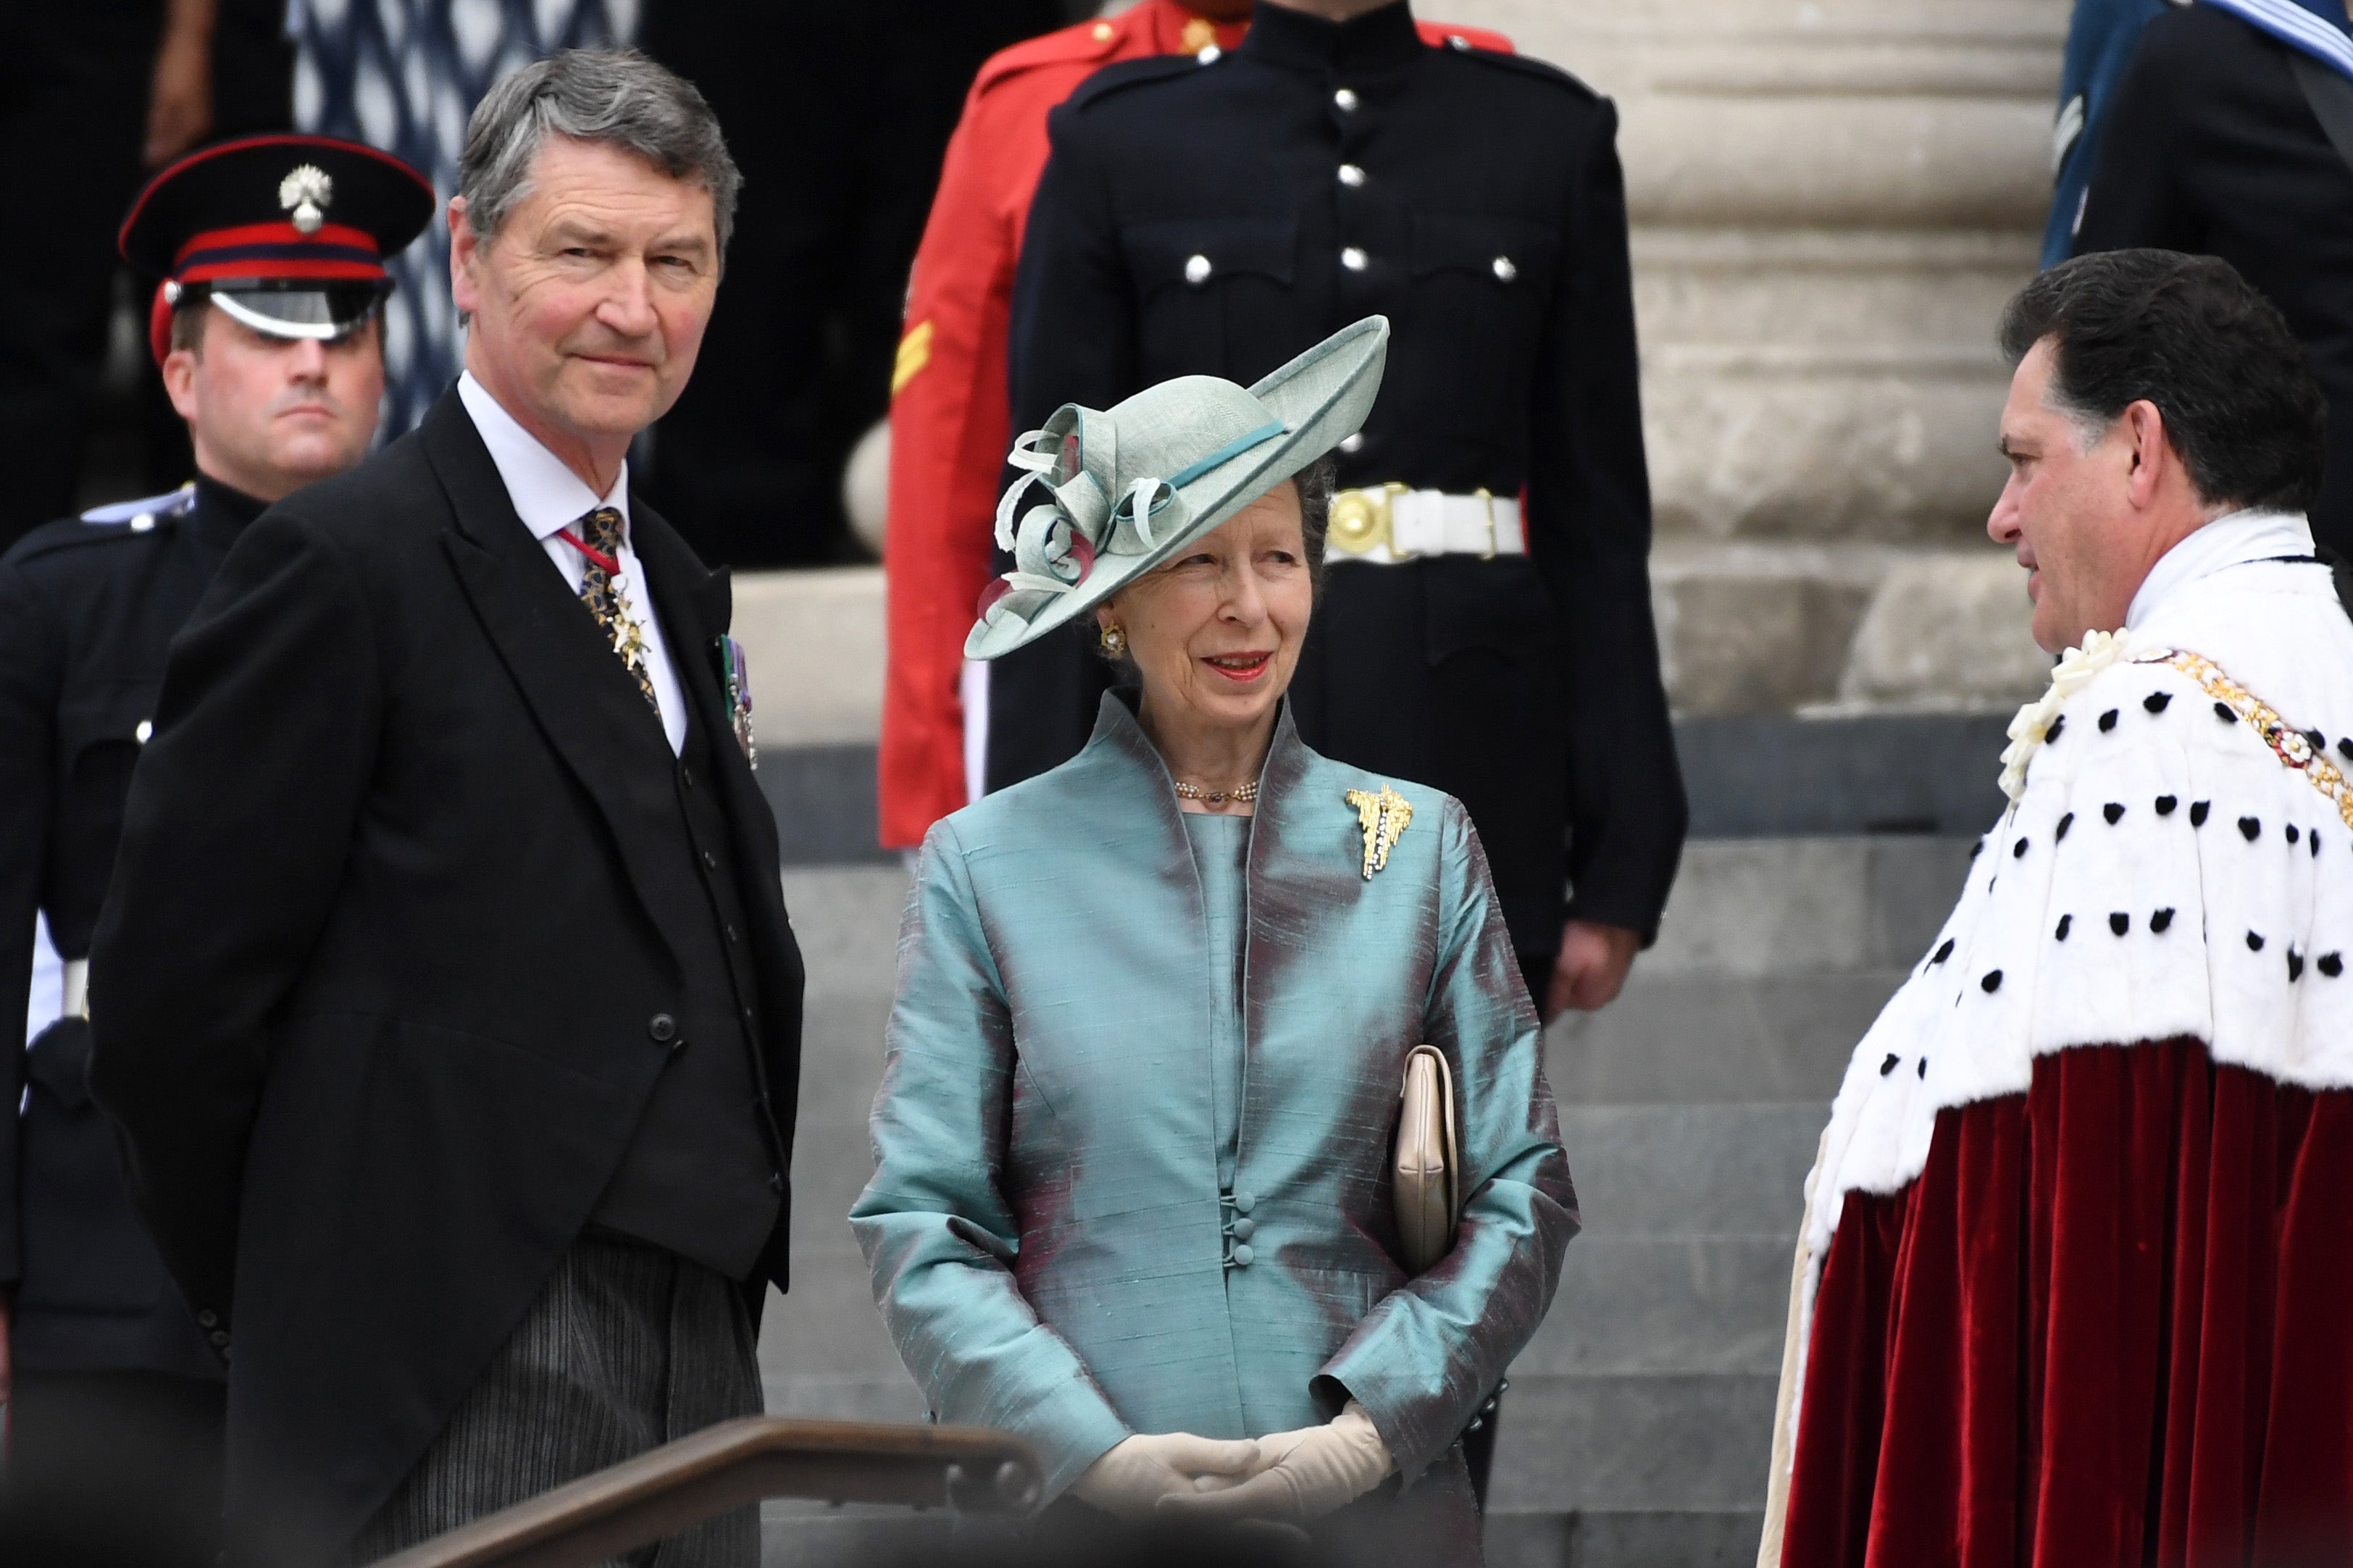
[852,319,1577,1562]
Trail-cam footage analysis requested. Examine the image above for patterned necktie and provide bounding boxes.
[573,506,659,713]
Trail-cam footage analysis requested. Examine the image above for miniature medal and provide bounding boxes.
[1344,785,1412,879]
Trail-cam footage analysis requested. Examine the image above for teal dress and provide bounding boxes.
[852,694,1577,1552]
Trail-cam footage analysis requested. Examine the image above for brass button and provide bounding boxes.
[1184,253,1212,285]
[1340,246,1368,272]
[1492,256,1518,282]
[1333,88,1359,112]
[1337,163,1366,188]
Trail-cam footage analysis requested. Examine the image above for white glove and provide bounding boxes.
[1071,1430,1263,1520]
[1157,1401,1395,1524]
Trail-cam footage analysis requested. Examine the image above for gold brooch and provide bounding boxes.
[1345,786,1412,879]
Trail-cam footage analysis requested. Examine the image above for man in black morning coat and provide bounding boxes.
[2071,0,2353,557]
[987,0,1687,1024]
[0,133,428,1567]
[88,51,801,1567]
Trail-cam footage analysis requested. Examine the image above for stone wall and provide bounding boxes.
[1439,0,2066,715]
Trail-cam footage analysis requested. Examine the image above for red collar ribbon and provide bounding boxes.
[556,529,621,577]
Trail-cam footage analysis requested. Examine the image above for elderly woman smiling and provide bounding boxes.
[850,319,1576,1560]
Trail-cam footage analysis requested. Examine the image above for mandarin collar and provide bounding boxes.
[189,473,269,549]
[1238,0,1422,74]
[2124,508,2316,632]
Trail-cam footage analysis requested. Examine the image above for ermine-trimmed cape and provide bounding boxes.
[1767,510,2353,1560]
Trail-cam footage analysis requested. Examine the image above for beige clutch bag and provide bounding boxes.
[1394,1044,1462,1274]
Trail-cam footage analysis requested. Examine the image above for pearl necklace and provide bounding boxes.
[1173,779,1258,805]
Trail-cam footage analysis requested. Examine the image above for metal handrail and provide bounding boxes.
[370,1416,1042,1568]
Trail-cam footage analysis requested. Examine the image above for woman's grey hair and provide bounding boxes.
[458,48,742,256]
[1094,456,1341,668]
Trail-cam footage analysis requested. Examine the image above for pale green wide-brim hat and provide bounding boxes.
[965,315,1389,661]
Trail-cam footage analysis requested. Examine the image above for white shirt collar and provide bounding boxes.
[2124,507,2314,632]
[456,371,629,543]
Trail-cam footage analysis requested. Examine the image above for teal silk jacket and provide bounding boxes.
[851,694,1578,1506]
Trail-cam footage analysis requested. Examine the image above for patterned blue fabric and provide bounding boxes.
[288,0,637,435]
[853,693,1579,1522]
[2044,0,2171,267]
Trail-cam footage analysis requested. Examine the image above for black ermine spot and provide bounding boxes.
[1981,970,2004,993]
[2144,692,2172,713]
[1880,1054,1899,1076]
[2110,912,2130,936]
[2240,816,2262,842]
[2320,953,2344,978]
[2248,931,2267,952]
[2289,949,2305,981]
[2013,837,2029,858]
[2155,796,2177,816]
[2151,908,2175,933]
[2055,915,2073,941]
[2190,802,2211,827]
[2216,701,2239,724]
[2288,824,2302,845]
[2099,708,2120,732]
[2104,802,2126,825]
[2057,813,2075,841]
[1931,939,1955,964]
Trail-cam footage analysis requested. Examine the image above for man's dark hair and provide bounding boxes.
[1999,249,2325,513]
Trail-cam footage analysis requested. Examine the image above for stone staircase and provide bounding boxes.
[748,836,1976,1566]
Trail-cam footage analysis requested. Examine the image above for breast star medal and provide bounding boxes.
[1345,786,1413,880]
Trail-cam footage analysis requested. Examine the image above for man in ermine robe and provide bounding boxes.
[1767,248,2353,1567]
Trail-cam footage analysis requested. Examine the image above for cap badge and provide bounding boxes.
[278,164,335,235]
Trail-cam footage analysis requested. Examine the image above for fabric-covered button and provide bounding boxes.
[1231,1217,1255,1241]
[649,1014,677,1043]
[1492,256,1518,282]
[1184,253,1212,285]
[1338,163,1366,187]
[1231,1244,1254,1267]
[1340,246,1368,272]
[1334,88,1359,112]
[1232,1190,1255,1214]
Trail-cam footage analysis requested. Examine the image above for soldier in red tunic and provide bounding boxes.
[879,0,1510,852]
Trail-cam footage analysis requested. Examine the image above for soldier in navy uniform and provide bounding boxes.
[996,2,1686,1026]
[990,0,1689,1507]
[0,133,430,1565]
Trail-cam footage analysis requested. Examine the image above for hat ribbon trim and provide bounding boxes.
[1166,419,1285,490]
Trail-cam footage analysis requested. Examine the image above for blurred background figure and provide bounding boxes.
[0,0,295,554]
[0,133,425,1568]
[2066,0,2353,559]
[878,0,1249,847]
[637,0,1067,568]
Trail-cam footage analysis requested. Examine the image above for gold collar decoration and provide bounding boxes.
[1345,786,1413,880]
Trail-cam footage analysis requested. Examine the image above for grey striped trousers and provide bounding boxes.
[346,1232,763,1567]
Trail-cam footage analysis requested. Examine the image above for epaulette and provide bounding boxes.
[1444,43,1603,102]
[1061,53,1207,116]
[1418,22,1516,54]
[78,484,198,532]
[970,14,1130,98]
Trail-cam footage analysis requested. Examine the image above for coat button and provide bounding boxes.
[1492,256,1518,282]
[209,1329,230,1347]
[681,765,697,789]
[1232,1190,1255,1215]
[702,850,719,871]
[1231,1244,1254,1267]
[725,925,740,944]
[649,1014,677,1043]
[135,719,154,743]
[1333,88,1359,112]
[1340,247,1368,272]
[1337,163,1366,188]
[1196,43,1221,64]
[196,1309,219,1328]
[1231,1217,1255,1241]
[769,1172,784,1193]
[1184,253,1212,285]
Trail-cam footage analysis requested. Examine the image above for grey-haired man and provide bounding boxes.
[88,49,801,1567]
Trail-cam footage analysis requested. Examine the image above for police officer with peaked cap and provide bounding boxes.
[0,133,429,1566]
[995,0,1687,1013]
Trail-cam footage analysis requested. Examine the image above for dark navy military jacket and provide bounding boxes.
[0,477,256,1379]
[993,0,1686,955]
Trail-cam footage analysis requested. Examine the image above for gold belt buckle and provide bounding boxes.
[1327,481,1411,559]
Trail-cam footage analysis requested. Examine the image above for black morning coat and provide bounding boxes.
[987,0,1687,957]
[0,478,257,1385]
[86,391,806,1565]
[2074,2,2353,558]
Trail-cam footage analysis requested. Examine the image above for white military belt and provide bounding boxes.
[62,957,91,1020]
[1324,484,1525,564]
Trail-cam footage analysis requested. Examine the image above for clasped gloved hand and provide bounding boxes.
[1071,1431,1263,1520]
[1155,1401,1395,1524]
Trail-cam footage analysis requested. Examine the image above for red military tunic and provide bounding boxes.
[878,0,1512,848]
